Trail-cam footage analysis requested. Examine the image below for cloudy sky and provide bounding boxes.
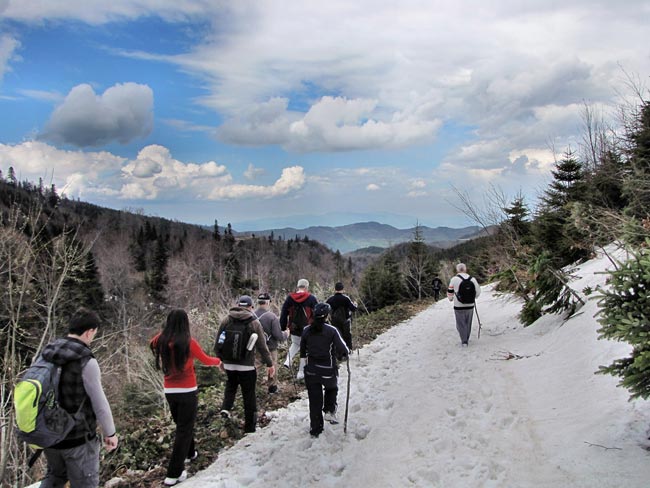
[0,1,648,230]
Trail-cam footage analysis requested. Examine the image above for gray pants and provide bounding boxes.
[41,437,100,488]
[454,307,474,344]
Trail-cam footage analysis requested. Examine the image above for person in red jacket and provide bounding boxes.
[150,309,222,486]
[280,279,318,380]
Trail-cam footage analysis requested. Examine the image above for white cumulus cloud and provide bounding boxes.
[208,166,305,200]
[0,141,305,203]
[40,82,154,147]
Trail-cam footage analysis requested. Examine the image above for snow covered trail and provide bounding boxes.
[184,252,650,488]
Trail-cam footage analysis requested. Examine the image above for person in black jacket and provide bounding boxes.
[299,302,350,437]
[326,281,357,350]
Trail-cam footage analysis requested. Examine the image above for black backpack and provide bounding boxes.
[455,275,476,304]
[290,302,310,334]
[215,316,255,361]
[330,306,348,328]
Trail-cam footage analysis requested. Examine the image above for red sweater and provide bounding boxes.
[151,335,221,393]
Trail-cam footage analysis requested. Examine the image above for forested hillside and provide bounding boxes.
[0,180,355,486]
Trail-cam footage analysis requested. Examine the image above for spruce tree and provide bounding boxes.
[623,101,650,219]
[597,243,650,400]
[147,234,169,301]
[534,149,590,266]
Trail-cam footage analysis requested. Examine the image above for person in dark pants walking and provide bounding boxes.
[447,263,481,347]
[216,296,275,433]
[300,302,350,437]
[432,276,443,301]
[151,309,222,486]
[326,282,357,351]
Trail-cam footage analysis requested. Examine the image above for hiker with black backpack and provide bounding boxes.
[326,281,357,351]
[254,292,288,394]
[447,263,481,347]
[215,295,275,433]
[299,302,350,438]
[432,276,443,301]
[280,279,318,380]
[150,309,222,486]
[17,308,118,488]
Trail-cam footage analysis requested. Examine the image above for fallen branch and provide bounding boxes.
[584,441,622,451]
[490,350,541,361]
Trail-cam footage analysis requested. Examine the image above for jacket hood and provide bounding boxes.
[41,337,93,366]
[290,291,312,303]
[228,307,257,322]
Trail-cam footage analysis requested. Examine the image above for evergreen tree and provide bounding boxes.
[597,243,650,400]
[585,149,628,210]
[130,226,147,272]
[146,234,169,301]
[224,223,235,251]
[405,223,430,300]
[6,166,17,186]
[503,194,530,239]
[213,219,221,242]
[48,184,60,207]
[519,252,581,326]
[623,101,650,219]
[360,251,406,311]
[334,250,344,280]
[534,150,590,266]
[76,251,105,310]
[541,149,585,210]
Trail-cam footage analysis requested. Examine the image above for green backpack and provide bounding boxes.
[14,356,85,451]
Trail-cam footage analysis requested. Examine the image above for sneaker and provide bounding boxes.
[164,470,187,486]
[220,409,231,419]
[268,385,278,394]
[324,411,339,424]
[461,342,469,348]
[185,450,198,463]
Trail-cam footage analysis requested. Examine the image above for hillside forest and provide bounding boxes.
[1,87,650,486]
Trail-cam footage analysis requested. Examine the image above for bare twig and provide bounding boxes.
[584,441,622,451]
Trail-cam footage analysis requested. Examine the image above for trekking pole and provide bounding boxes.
[344,356,351,434]
[474,303,483,339]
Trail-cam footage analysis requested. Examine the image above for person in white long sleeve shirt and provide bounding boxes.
[447,263,481,347]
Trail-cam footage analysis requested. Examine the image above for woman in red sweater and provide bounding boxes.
[150,309,221,486]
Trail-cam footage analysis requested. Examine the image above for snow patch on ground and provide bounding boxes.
[182,246,650,487]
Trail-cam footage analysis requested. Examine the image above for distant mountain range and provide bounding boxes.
[236,221,483,253]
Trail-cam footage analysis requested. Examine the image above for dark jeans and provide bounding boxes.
[221,369,258,432]
[334,320,353,350]
[433,289,441,301]
[165,391,198,478]
[304,373,338,435]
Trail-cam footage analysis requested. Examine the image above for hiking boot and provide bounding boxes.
[185,450,198,463]
[324,411,339,424]
[268,385,278,394]
[220,409,231,419]
[164,470,187,486]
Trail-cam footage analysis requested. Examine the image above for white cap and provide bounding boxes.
[297,278,309,289]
